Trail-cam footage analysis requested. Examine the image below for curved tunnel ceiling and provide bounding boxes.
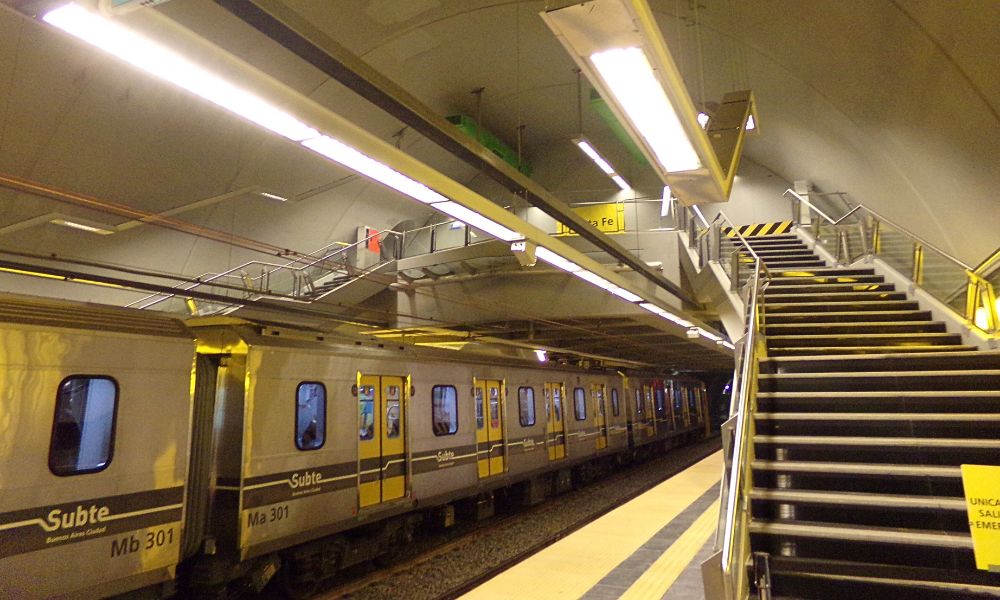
[0,0,996,273]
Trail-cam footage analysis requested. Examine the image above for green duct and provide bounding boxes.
[446,114,532,177]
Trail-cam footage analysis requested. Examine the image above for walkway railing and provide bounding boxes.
[126,213,506,315]
[785,189,999,335]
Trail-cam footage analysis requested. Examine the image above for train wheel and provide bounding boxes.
[281,554,321,600]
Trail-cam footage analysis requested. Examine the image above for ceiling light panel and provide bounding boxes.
[541,0,730,205]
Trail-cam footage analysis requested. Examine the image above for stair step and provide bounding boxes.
[761,260,828,268]
[751,460,961,479]
[757,390,1000,413]
[766,332,963,347]
[761,350,1000,373]
[754,435,1000,449]
[770,267,876,278]
[764,322,946,335]
[771,559,1000,600]
[765,310,932,324]
[758,369,1000,390]
[763,284,896,295]
[755,412,1000,438]
[767,345,978,356]
[750,488,967,511]
[767,275,885,286]
[756,412,1000,422]
[765,300,920,313]
[740,248,817,256]
[764,291,908,302]
[748,520,972,549]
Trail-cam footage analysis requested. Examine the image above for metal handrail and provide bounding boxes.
[717,233,767,598]
[128,229,395,310]
[784,189,973,270]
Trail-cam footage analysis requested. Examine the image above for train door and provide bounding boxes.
[474,378,505,477]
[358,374,407,507]
[592,383,608,450]
[544,382,567,460]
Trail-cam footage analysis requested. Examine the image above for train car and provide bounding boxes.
[0,293,714,600]
[0,295,196,600]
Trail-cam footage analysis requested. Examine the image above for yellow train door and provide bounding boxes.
[592,383,608,450]
[544,382,567,460]
[474,378,505,477]
[358,374,407,508]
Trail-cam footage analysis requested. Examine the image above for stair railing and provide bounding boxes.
[127,229,399,312]
[785,189,999,335]
[693,210,770,599]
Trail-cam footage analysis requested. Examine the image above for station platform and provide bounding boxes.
[460,451,722,600]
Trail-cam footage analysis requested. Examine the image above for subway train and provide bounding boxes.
[0,292,712,599]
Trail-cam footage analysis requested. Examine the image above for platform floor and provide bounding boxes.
[460,451,722,600]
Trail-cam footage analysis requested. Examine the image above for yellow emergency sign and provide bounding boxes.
[961,464,1000,571]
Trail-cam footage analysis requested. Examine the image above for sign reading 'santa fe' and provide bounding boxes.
[961,464,1000,571]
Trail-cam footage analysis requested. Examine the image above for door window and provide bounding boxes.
[475,387,485,429]
[385,384,401,439]
[359,385,375,440]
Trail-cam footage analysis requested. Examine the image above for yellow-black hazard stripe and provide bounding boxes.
[723,221,793,237]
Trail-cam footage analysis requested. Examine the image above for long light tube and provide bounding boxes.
[590,47,701,173]
[43,4,318,143]
[574,138,631,191]
[43,4,523,245]
[430,202,522,242]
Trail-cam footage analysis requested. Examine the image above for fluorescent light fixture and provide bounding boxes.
[535,349,548,363]
[661,185,673,217]
[697,112,710,128]
[638,302,693,327]
[43,4,318,143]
[609,286,643,303]
[258,192,289,202]
[431,201,522,242]
[590,47,701,173]
[746,115,756,131]
[302,136,449,205]
[574,137,631,191]
[699,329,723,342]
[535,247,582,273]
[719,340,735,350]
[576,139,615,175]
[50,218,114,235]
[42,3,527,247]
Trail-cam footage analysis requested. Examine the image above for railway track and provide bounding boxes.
[305,438,721,600]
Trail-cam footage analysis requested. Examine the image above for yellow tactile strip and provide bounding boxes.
[460,451,722,600]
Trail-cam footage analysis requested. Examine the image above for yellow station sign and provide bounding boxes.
[961,464,1000,571]
[556,202,626,236]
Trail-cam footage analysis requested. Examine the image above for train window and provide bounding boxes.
[359,385,375,440]
[573,387,587,421]
[475,387,485,430]
[432,385,458,436]
[655,387,666,415]
[385,385,401,439]
[49,376,118,476]
[611,388,620,417]
[295,382,326,451]
[489,386,500,428]
[518,387,535,427]
[634,389,643,415]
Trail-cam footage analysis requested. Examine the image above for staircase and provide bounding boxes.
[732,233,1000,598]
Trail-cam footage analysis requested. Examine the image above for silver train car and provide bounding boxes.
[0,293,711,599]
